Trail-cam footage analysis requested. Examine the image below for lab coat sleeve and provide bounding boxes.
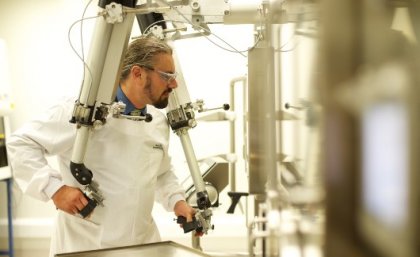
[155,162,186,212]
[6,98,76,202]
[153,113,186,212]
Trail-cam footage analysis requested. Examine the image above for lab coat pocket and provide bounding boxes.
[100,186,154,246]
[61,211,102,231]
[55,211,102,254]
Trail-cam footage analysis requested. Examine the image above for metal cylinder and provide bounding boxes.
[78,14,113,106]
[247,45,276,195]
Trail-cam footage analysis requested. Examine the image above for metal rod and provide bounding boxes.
[177,129,206,193]
[229,76,247,192]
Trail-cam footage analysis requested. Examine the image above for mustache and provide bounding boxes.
[164,88,173,95]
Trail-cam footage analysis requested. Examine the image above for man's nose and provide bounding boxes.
[168,79,178,89]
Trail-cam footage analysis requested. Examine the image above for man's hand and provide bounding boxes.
[52,185,89,216]
[174,200,195,222]
[174,200,204,236]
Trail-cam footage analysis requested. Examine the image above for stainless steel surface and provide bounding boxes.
[182,157,229,195]
[55,241,212,257]
[201,158,229,193]
[247,45,276,195]
[229,76,247,192]
[185,157,229,207]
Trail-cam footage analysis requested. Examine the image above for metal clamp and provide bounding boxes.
[105,3,124,24]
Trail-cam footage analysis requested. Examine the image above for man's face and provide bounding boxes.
[143,53,177,109]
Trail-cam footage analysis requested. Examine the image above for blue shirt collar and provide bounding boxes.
[116,86,147,115]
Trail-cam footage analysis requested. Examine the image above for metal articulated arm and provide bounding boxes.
[69,0,154,217]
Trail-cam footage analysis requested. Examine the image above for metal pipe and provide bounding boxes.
[247,40,276,196]
[192,232,203,251]
[177,128,206,193]
[71,126,91,164]
[71,11,112,167]
[229,76,247,192]
[78,14,112,106]
[248,216,269,257]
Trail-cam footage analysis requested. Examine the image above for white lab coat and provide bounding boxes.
[6,96,185,256]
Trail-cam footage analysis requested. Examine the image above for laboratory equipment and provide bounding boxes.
[0,167,14,257]
[321,1,420,257]
[0,38,14,257]
[182,157,229,209]
[57,0,420,256]
[68,0,138,217]
[67,0,239,228]
[65,0,322,256]
[0,119,13,257]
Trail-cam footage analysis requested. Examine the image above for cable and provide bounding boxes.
[68,17,100,71]
[154,0,258,57]
[67,1,101,101]
[193,24,262,56]
[144,17,257,57]
[277,33,299,52]
[79,0,93,81]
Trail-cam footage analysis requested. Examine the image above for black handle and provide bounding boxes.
[227,192,249,214]
[176,216,202,233]
[79,196,98,218]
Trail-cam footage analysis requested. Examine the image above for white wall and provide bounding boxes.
[0,0,254,252]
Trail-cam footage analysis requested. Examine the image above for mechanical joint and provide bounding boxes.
[196,190,211,209]
[70,162,93,185]
[69,102,95,126]
[111,101,153,122]
[167,103,197,131]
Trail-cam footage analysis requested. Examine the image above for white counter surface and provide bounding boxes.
[0,166,11,180]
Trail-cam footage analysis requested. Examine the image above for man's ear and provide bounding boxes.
[131,65,142,79]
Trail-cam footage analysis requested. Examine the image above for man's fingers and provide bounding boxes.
[188,215,195,222]
[75,201,86,212]
[52,186,92,217]
[80,195,89,206]
[72,208,79,215]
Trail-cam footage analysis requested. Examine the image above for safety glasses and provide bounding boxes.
[145,66,177,84]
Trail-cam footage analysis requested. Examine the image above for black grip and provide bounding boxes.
[176,216,201,233]
[79,198,98,218]
[70,162,93,185]
[227,192,249,214]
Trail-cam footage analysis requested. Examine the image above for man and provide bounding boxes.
[6,36,195,256]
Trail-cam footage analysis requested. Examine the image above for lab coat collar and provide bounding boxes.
[116,86,147,115]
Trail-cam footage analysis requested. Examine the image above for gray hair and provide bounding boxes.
[120,36,173,81]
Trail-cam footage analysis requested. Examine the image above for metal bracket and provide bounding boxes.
[105,3,124,24]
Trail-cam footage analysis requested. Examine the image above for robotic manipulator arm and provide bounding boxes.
[69,0,156,217]
[69,0,263,228]
[68,0,211,220]
[137,9,231,235]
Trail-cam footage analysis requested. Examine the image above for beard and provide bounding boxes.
[144,77,171,109]
[154,97,169,109]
